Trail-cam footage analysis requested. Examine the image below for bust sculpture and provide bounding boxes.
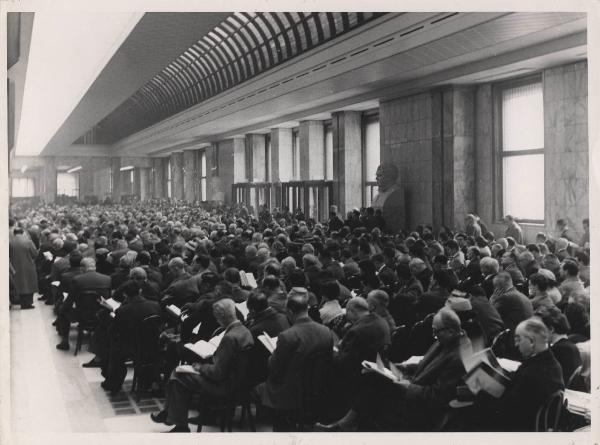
[371,163,405,234]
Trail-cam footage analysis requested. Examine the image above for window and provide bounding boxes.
[11,178,34,197]
[200,150,207,201]
[265,133,271,182]
[362,113,380,206]
[324,123,333,180]
[497,78,544,222]
[292,128,300,180]
[57,172,79,197]
[167,159,172,198]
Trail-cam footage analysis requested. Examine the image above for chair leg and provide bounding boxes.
[74,328,82,356]
[246,403,256,432]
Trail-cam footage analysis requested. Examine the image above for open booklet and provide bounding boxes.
[258,332,278,354]
[235,301,249,320]
[175,364,200,375]
[166,304,181,318]
[184,330,225,359]
[361,353,404,383]
[462,348,516,398]
[100,297,121,312]
[239,271,258,289]
[564,389,591,416]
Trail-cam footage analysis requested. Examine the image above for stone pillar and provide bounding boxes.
[299,120,325,180]
[245,134,266,183]
[332,111,362,215]
[139,168,149,201]
[270,128,293,182]
[183,150,196,202]
[152,157,165,198]
[207,139,236,203]
[233,137,246,184]
[133,168,142,197]
[79,165,94,200]
[171,152,184,200]
[41,158,57,203]
[111,157,122,202]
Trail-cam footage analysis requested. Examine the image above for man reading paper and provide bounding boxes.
[151,298,253,432]
[316,308,471,431]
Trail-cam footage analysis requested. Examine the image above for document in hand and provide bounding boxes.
[184,330,225,359]
[497,358,521,373]
[51,281,61,287]
[564,389,591,416]
[401,355,424,366]
[361,353,404,382]
[236,301,249,320]
[258,332,278,354]
[462,348,511,398]
[166,304,181,318]
[240,271,258,289]
[100,297,121,312]
[175,364,200,375]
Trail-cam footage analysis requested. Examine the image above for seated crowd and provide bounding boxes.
[9,200,591,432]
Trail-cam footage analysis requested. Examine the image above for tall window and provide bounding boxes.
[57,172,79,197]
[167,159,172,198]
[324,123,333,180]
[362,113,380,206]
[497,78,544,222]
[11,178,34,197]
[265,134,271,182]
[292,129,300,180]
[200,150,207,201]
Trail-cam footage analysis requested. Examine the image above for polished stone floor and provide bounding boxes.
[9,297,266,433]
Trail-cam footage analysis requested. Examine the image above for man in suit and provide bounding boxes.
[495,318,564,431]
[9,228,39,309]
[245,292,291,385]
[102,280,161,394]
[162,257,199,307]
[316,307,471,431]
[259,291,334,430]
[330,297,391,414]
[490,272,533,333]
[56,257,111,352]
[223,267,251,303]
[151,298,254,432]
[504,215,524,245]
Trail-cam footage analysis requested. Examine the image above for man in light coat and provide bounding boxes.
[9,227,39,309]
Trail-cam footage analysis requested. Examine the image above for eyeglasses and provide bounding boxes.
[432,327,453,336]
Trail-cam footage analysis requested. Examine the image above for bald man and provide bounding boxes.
[151,298,254,432]
[494,318,564,431]
[317,308,472,431]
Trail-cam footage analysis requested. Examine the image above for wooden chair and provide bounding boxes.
[535,390,566,432]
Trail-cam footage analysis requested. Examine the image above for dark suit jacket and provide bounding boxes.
[497,348,564,431]
[111,295,161,353]
[71,270,111,299]
[391,277,423,327]
[263,316,334,410]
[246,307,291,385]
[469,295,505,346]
[196,321,254,397]
[551,338,582,384]
[333,313,390,384]
[416,286,449,319]
[400,335,471,429]
[490,287,533,332]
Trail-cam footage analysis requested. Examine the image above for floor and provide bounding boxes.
[9,296,267,433]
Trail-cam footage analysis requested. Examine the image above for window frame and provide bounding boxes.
[493,74,545,224]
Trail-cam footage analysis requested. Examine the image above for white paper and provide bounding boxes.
[498,358,521,373]
[258,332,278,354]
[401,355,424,367]
[235,301,249,319]
[166,304,181,317]
[176,364,199,375]
[51,281,60,287]
[192,322,201,335]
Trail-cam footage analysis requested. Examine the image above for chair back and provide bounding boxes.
[490,328,512,357]
[409,313,435,356]
[387,325,411,362]
[535,390,566,432]
[76,291,102,328]
[133,314,163,365]
[566,365,584,390]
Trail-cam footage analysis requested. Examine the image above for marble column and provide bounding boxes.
[270,128,293,182]
[208,139,237,203]
[170,152,184,200]
[332,111,362,215]
[152,157,165,198]
[299,120,325,180]
[111,157,122,202]
[41,158,57,203]
[183,150,196,202]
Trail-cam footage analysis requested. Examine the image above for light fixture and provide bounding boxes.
[120,165,134,171]
[20,165,28,173]
[67,165,82,173]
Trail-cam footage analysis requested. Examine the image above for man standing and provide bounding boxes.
[9,227,39,309]
[503,215,523,245]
